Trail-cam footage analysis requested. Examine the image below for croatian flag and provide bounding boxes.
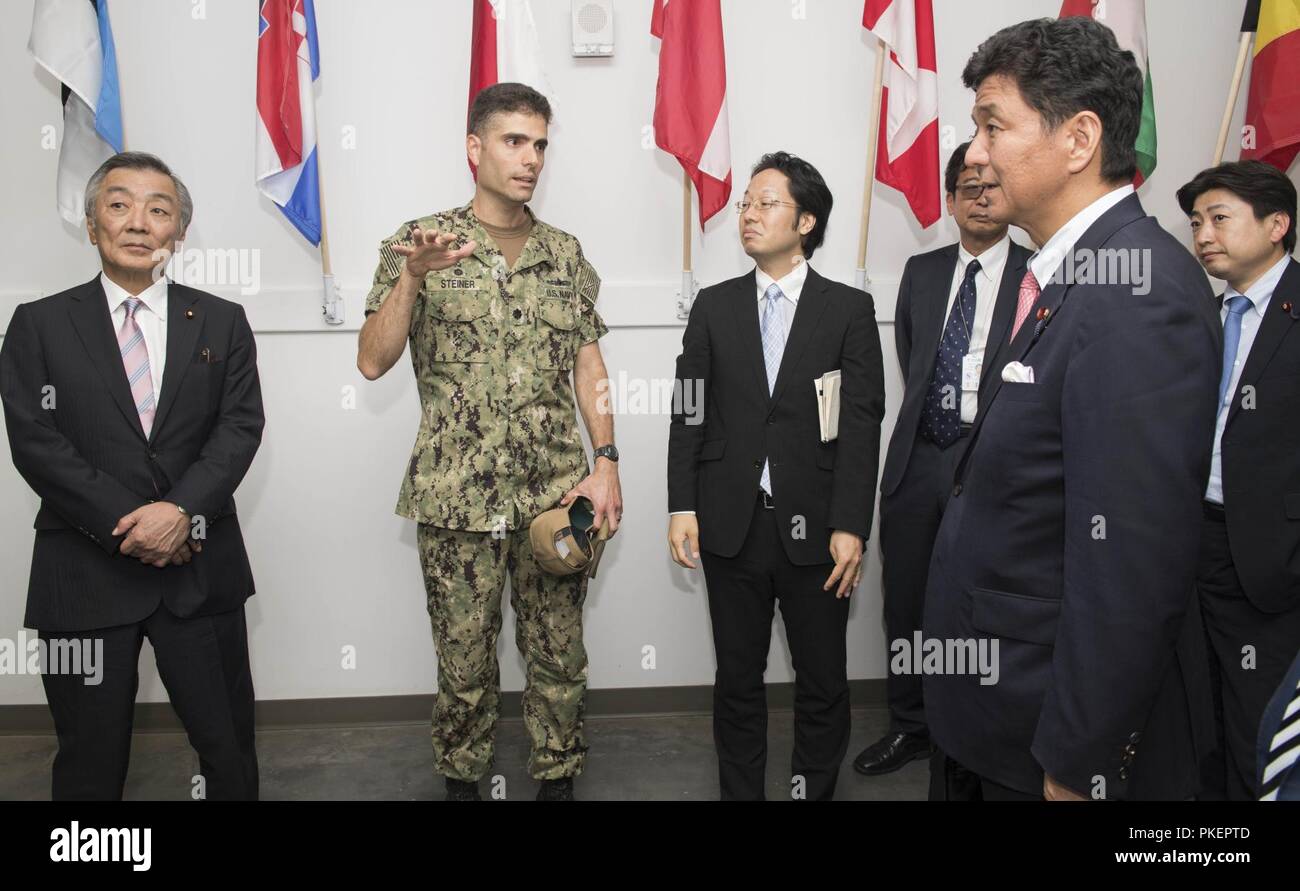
[256,0,322,245]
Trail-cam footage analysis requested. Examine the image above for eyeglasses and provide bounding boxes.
[735,198,799,215]
[955,183,1000,201]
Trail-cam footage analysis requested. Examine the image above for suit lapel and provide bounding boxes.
[980,244,1027,391]
[68,276,148,440]
[735,271,769,402]
[958,193,1148,474]
[770,266,829,406]
[1226,258,1300,430]
[962,273,1063,446]
[150,284,202,442]
[913,245,959,395]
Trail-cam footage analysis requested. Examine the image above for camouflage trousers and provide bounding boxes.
[416,522,589,782]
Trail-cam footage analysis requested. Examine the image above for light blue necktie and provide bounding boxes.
[759,283,786,495]
[1218,295,1252,412]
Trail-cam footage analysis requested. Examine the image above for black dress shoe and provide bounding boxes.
[853,731,932,776]
[536,778,575,801]
[444,778,482,801]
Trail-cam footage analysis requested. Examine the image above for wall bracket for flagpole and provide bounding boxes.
[321,273,344,326]
[676,270,698,321]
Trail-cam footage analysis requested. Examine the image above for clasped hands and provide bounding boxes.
[111,502,200,567]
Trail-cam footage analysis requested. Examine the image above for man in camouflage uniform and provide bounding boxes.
[357,83,622,802]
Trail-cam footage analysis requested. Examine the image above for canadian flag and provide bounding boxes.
[468,0,553,175]
[864,0,940,228]
[651,0,732,225]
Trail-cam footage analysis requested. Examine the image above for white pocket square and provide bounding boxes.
[1002,361,1035,384]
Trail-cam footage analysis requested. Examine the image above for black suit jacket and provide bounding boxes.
[0,276,264,632]
[922,194,1223,799]
[1219,256,1300,613]
[880,238,1032,497]
[668,265,885,565]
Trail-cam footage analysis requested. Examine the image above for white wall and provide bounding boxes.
[0,0,1284,706]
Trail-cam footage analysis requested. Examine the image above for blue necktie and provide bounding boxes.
[1218,295,1252,412]
[759,283,786,495]
[920,258,980,448]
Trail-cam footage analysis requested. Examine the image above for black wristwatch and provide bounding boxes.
[593,444,619,464]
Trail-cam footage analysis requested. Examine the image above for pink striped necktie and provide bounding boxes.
[117,297,156,437]
[1009,269,1041,342]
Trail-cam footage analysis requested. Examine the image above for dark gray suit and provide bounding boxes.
[878,239,1031,735]
[1,276,264,800]
[923,194,1221,799]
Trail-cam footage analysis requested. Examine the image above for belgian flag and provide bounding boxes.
[1242,0,1300,171]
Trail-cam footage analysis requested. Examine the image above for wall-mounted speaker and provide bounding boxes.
[572,0,614,57]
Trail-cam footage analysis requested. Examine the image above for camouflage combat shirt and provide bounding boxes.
[365,202,608,532]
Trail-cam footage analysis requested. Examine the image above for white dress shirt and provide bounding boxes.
[102,272,168,398]
[1205,253,1290,504]
[945,233,1010,423]
[1028,184,1136,289]
[670,259,810,515]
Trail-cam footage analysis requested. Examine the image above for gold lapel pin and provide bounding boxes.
[1036,307,1050,321]
[185,309,195,319]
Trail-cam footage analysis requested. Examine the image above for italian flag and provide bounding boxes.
[1060,0,1157,185]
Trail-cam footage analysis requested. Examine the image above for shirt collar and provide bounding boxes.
[101,272,169,320]
[1224,253,1290,315]
[957,232,1010,283]
[461,201,552,269]
[1029,184,1135,287]
[755,256,809,304]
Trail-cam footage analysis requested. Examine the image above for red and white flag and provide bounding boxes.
[468,0,553,175]
[651,0,732,226]
[864,0,940,228]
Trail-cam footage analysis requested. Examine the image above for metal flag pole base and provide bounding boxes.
[321,273,344,325]
[676,269,698,320]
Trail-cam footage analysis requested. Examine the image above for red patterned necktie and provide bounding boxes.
[1009,269,1041,342]
[117,297,156,437]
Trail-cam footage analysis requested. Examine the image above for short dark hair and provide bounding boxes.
[945,141,974,196]
[468,82,552,136]
[749,151,833,259]
[85,151,192,230]
[962,17,1142,183]
[1177,160,1297,254]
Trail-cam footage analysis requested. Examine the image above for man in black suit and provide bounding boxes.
[0,153,264,800]
[1177,160,1300,800]
[667,152,885,801]
[853,142,1031,777]
[923,18,1221,801]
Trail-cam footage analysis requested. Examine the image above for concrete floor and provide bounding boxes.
[0,706,928,801]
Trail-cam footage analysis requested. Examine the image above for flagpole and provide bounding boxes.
[1214,30,1255,164]
[679,170,695,319]
[683,170,692,273]
[317,151,344,325]
[855,38,886,292]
